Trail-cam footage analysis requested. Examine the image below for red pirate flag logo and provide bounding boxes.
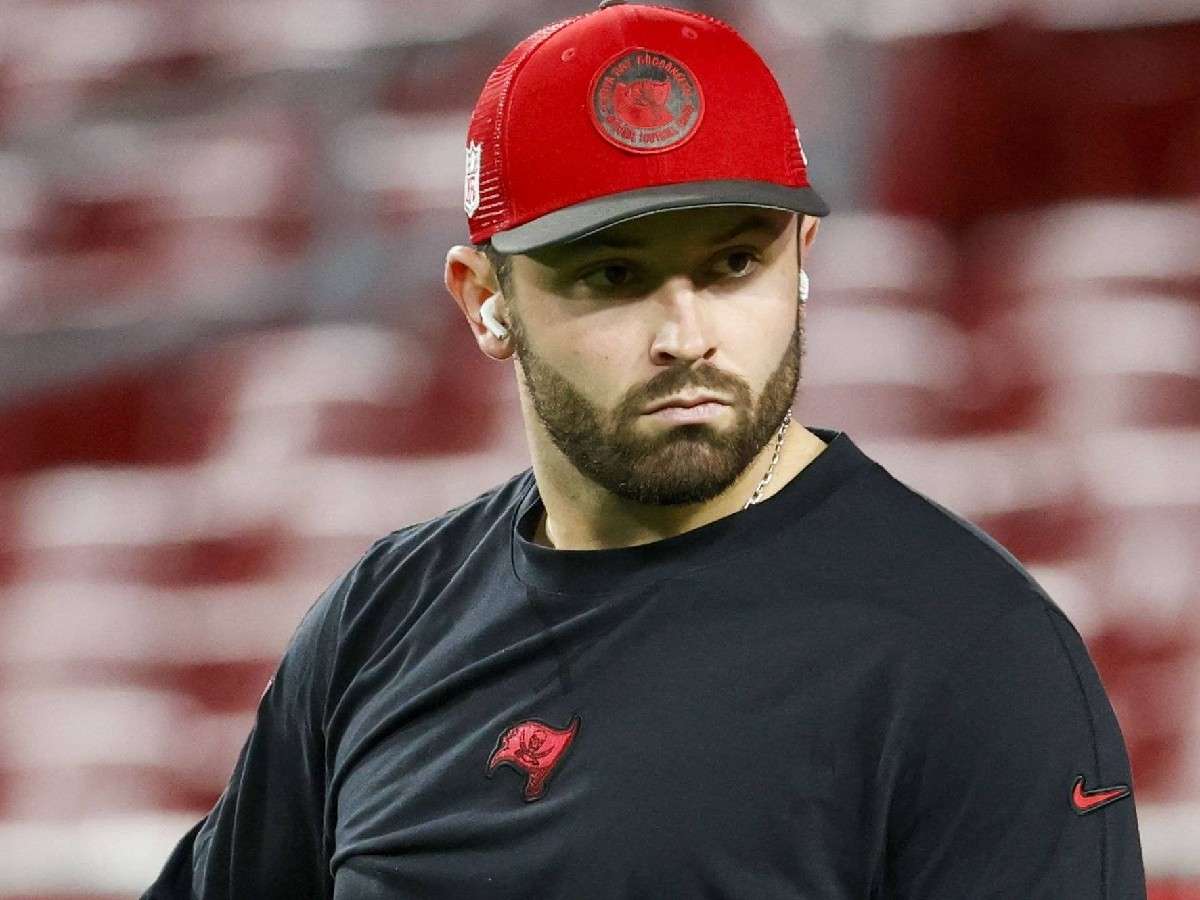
[486,715,580,801]
[589,48,704,153]
[615,79,673,128]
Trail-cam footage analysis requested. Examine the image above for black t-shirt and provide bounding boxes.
[143,426,1147,898]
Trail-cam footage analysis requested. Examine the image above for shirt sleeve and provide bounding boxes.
[884,599,1148,899]
[140,561,358,900]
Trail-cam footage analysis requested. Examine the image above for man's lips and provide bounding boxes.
[642,393,731,414]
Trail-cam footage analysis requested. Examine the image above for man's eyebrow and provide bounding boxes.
[566,212,785,252]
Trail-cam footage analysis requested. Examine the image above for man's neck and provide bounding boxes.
[528,426,828,551]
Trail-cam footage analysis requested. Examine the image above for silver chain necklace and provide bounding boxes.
[743,408,791,510]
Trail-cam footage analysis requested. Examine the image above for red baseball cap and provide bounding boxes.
[464,0,829,254]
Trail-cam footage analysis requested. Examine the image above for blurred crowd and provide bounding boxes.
[0,0,1199,895]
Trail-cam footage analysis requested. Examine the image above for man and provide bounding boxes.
[145,2,1148,897]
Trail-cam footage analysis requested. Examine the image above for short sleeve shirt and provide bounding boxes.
[143,426,1147,899]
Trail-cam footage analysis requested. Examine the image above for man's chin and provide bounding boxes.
[627,434,733,467]
[630,418,734,448]
[623,475,742,507]
[618,453,748,505]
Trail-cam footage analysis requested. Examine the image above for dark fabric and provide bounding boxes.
[490,181,830,254]
[142,426,1146,899]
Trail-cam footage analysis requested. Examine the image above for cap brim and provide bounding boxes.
[489,179,830,255]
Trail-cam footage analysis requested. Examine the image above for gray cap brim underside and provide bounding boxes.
[489,179,830,255]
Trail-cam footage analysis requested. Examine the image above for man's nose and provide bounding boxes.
[648,278,716,365]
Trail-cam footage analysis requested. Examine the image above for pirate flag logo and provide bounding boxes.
[486,715,580,801]
[615,78,673,128]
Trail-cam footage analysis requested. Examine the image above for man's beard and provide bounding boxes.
[509,303,803,507]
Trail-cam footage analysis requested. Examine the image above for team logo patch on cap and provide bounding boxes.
[464,140,482,217]
[589,48,704,154]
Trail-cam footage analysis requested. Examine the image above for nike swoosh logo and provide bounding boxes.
[1071,774,1131,815]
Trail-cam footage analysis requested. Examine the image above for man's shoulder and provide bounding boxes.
[295,468,534,661]
[846,469,1110,754]
[838,461,1076,655]
[353,466,535,583]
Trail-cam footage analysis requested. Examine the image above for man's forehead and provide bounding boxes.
[527,207,795,261]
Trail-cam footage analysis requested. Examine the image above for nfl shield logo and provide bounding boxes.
[464,140,482,217]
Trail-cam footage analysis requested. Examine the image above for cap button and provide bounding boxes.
[597,0,627,8]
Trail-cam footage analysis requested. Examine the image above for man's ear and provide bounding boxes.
[444,245,515,360]
[799,214,820,257]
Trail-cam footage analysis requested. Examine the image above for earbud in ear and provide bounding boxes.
[480,295,509,340]
[798,269,810,302]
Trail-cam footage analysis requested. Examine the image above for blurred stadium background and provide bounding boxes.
[0,0,1198,895]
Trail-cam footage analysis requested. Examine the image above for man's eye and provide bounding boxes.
[582,264,634,289]
[719,251,760,278]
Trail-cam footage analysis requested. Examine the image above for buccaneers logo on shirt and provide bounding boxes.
[487,715,580,801]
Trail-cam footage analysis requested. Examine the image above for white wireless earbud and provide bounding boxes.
[798,269,810,302]
[480,295,509,340]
